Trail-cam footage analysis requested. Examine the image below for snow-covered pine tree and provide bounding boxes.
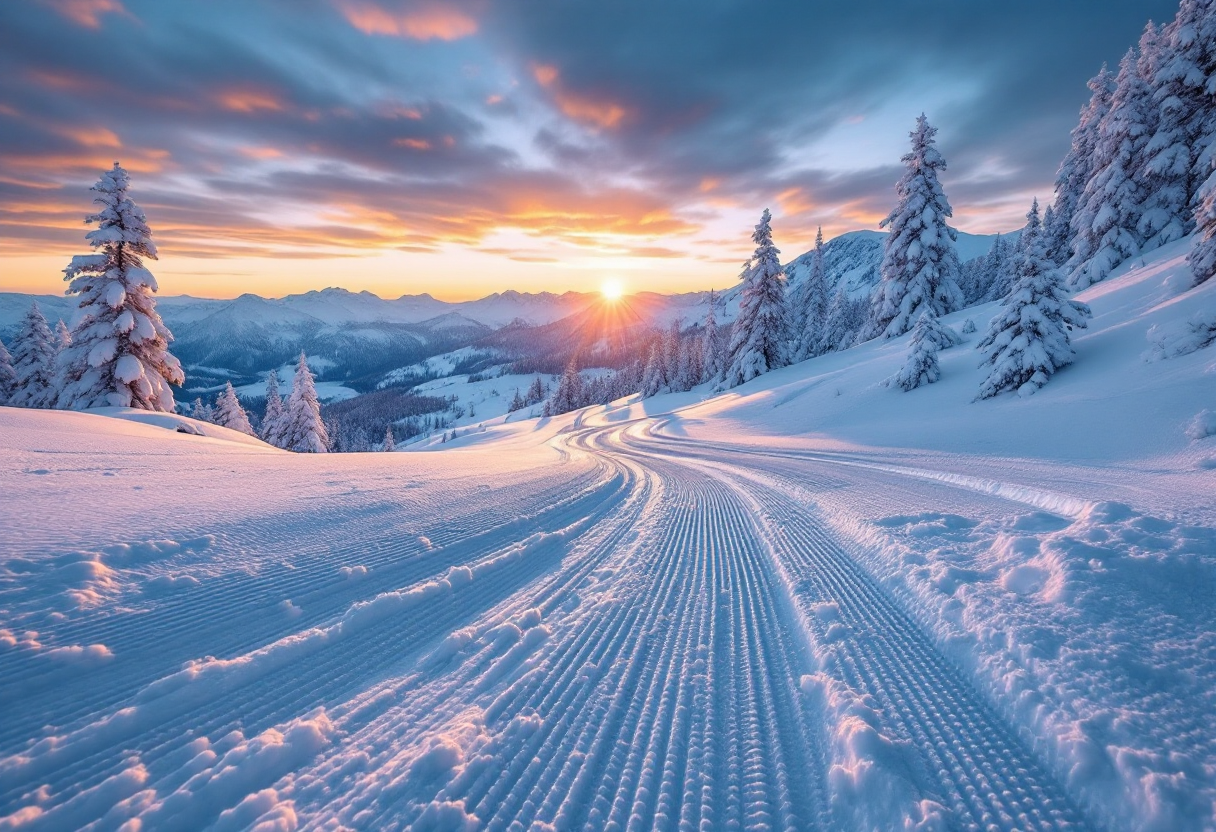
[700,290,725,384]
[821,288,857,353]
[550,361,583,414]
[676,336,702,392]
[190,397,213,423]
[525,376,546,407]
[961,317,977,335]
[641,341,666,397]
[1067,49,1154,290]
[1136,21,1192,250]
[261,369,285,446]
[1051,66,1116,267]
[0,338,17,405]
[870,115,963,339]
[9,302,58,408]
[978,200,1092,399]
[662,320,682,390]
[792,226,830,361]
[382,425,395,452]
[507,388,525,412]
[889,309,943,392]
[57,164,183,411]
[1147,0,1216,223]
[1190,158,1216,286]
[213,381,256,436]
[724,209,788,387]
[55,320,72,352]
[282,353,329,452]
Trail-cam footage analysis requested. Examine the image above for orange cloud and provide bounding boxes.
[216,89,285,114]
[44,0,128,29]
[532,64,559,87]
[0,149,169,175]
[239,146,284,160]
[337,1,477,40]
[699,177,720,193]
[531,63,628,130]
[394,137,431,150]
[53,125,122,149]
[776,187,814,216]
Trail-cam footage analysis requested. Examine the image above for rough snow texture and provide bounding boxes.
[870,115,964,339]
[56,163,184,412]
[724,209,788,388]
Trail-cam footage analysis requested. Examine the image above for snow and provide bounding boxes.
[2,238,1214,830]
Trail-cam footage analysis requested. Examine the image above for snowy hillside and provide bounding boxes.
[3,236,1212,831]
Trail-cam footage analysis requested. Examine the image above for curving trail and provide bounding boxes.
[0,410,1129,831]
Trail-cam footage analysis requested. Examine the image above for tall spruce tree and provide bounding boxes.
[641,340,666,398]
[54,320,72,352]
[213,381,256,436]
[724,209,788,388]
[282,353,329,452]
[1137,21,1192,250]
[382,425,396,452]
[1068,50,1155,290]
[261,369,285,446]
[978,201,1092,399]
[10,302,58,408]
[57,163,183,411]
[0,338,16,405]
[870,115,963,339]
[700,289,725,384]
[792,226,830,361]
[1050,66,1116,266]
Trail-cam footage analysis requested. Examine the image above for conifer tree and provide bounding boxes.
[525,376,546,407]
[213,381,256,436]
[700,290,725,384]
[550,361,583,414]
[55,320,72,352]
[1137,21,1191,250]
[281,353,329,452]
[1147,0,1216,220]
[1067,50,1154,290]
[1190,160,1216,286]
[10,302,58,408]
[1051,66,1116,267]
[57,163,183,411]
[724,209,788,387]
[889,310,943,392]
[978,201,1092,399]
[821,288,857,353]
[793,226,830,361]
[870,115,963,339]
[662,320,682,388]
[382,425,395,452]
[190,397,213,423]
[508,387,526,412]
[0,338,17,405]
[641,341,666,397]
[261,369,285,446]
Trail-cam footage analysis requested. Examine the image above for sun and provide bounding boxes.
[601,278,624,301]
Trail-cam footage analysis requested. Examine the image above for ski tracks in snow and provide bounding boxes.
[5,413,1208,829]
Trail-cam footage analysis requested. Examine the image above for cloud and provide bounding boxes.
[336,0,477,41]
[42,0,129,29]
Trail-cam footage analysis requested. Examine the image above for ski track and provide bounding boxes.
[7,413,1189,830]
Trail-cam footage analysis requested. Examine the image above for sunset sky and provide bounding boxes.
[0,0,1177,300]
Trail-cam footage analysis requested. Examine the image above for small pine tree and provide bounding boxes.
[213,381,256,436]
[676,336,702,392]
[977,201,1092,399]
[724,209,788,388]
[870,115,963,339]
[261,369,285,446]
[10,303,58,408]
[961,318,977,335]
[383,425,395,452]
[508,387,525,412]
[792,226,830,361]
[889,309,943,391]
[55,320,72,352]
[525,376,546,406]
[700,289,724,384]
[190,397,213,423]
[550,361,584,414]
[1067,49,1154,290]
[281,353,329,452]
[662,320,682,388]
[57,163,183,411]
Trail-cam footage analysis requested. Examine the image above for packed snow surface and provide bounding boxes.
[2,242,1214,831]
